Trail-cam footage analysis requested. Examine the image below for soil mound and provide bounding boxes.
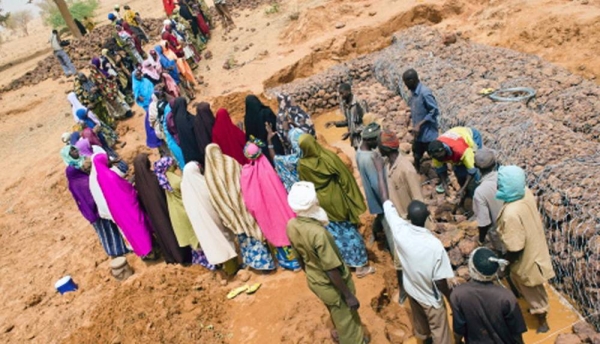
[64,265,230,343]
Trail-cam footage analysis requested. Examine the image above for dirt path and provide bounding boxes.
[0,0,598,343]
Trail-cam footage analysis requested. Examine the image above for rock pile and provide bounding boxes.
[270,26,600,330]
[229,0,281,11]
[1,18,165,93]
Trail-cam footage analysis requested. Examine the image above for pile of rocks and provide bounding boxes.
[1,18,165,93]
[270,25,600,330]
[228,0,281,12]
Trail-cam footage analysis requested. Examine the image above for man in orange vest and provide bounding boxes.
[427,127,483,201]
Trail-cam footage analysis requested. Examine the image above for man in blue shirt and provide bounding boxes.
[402,69,440,173]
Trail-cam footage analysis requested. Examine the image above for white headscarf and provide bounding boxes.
[89,152,114,221]
[288,181,329,225]
[67,92,100,125]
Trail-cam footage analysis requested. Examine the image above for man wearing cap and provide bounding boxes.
[450,247,527,343]
[286,182,368,344]
[112,4,122,20]
[473,148,505,252]
[496,166,555,333]
[381,188,454,343]
[427,126,483,200]
[356,122,386,244]
[402,68,440,172]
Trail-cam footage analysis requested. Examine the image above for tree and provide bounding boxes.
[5,10,33,36]
[0,0,11,27]
[36,0,98,37]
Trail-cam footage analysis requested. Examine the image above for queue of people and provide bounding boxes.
[56,4,556,341]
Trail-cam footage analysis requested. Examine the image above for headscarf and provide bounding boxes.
[243,140,264,160]
[244,95,284,159]
[379,129,399,150]
[66,165,99,224]
[67,92,100,124]
[60,145,85,169]
[468,247,509,282]
[91,57,108,77]
[496,165,526,203]
[273,128,305,192]
[93,153,153,256]
[62,132,72,144]
[154,45,180,84]
[241,142,296,247]
[133,153,191,264]
[132,71,155,110]
[181,162,238,265]
[287,181,330,226]
[74,136,94,157]
[193,102,214,165]
[211,108,249,165]
[82,127,102,147]
[276,93,315,137]
[153,156,175,192]
[142,56,161,80]
[162,105,186,168]
[172,97,202,164]
[76,108,97,129]
[204,144,264,240]
[297,134,366,224]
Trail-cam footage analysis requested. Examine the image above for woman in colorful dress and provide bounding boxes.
[204,143,275,271]
[240,140,301,271]
[90,57,132,119]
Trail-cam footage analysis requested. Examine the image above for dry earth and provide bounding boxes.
[0,0,598,343]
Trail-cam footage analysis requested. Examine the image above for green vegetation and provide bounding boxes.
[37,0,99,29]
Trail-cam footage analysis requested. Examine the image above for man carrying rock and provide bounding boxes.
[402,68,440,172]
[382,190,454,343]
[287,182,368,344]
[427,126,483,203]
[496,165,555,333]
[49,29,77,77]
[325,83,368,150]
[450,247,527,343]
[473,148,505,252]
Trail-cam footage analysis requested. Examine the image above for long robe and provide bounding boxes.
[193,102,214,166]
[211,108,248,165]
[241,154,294,247]
[181,162,237,265]
[172,97,202,164]
[133,154,191,264]
[93,153,153,256]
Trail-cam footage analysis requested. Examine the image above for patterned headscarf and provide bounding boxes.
[153,157,175,192]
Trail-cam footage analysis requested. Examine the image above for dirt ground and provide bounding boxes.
[0,0,598,343]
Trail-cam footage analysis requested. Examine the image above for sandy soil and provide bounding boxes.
[0,0,597,343]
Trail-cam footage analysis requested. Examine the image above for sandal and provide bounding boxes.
[246,283,262,295]
[356,266,376,279]
[226,285,248,299]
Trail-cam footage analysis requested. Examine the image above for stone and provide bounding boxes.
[458,239,478,257]
[555,333,583,344]
[573,322,597,342]
[448,247,464,267]
[368,11,377,16]
[335,22,346,29]
[456,266,470,280]
[442,33,457,46]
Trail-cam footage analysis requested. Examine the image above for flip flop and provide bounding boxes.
[356,266,376,279]
[246,283,262,295]
[226,285,248,299]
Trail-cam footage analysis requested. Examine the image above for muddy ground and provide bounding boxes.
[0,0,598,343]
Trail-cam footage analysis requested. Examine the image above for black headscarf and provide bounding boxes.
[193,102,214,166]
[173,97,202,164]
[133,153,191,264]
[244,95,284,162]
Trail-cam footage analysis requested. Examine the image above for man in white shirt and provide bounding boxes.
[382,196,454,343]
[49,30,77,77]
